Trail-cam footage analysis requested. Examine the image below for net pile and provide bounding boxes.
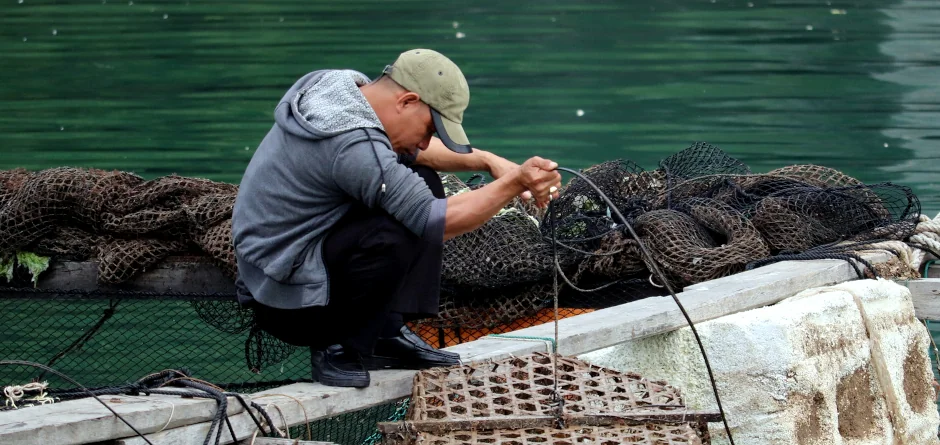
[0,167,237,282]
[379,352,709,445]
[0,142,925,360]
[425,142,921,333]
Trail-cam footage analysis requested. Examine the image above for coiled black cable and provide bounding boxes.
[551,166,736,444]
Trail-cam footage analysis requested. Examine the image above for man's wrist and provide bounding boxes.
[476,149,495,174]
[505,166,527,195]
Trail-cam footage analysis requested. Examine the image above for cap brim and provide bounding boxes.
[431,109,472,154]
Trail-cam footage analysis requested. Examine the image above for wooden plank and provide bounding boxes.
[251,439,337,445]
[0,394,244,445]
[900,278,940,320]
[375,411,723,434]
[113,256,879,445]
[0,256,234,298]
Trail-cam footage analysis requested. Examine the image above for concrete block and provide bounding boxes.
[581,279,939,445]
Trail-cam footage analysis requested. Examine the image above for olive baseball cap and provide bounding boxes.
[383,49,472,153]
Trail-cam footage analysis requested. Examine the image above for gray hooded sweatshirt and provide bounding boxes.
[232,69,446,309]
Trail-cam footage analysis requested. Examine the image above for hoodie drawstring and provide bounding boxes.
[363,130,387,197]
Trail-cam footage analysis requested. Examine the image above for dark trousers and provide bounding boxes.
[253,165,445,355]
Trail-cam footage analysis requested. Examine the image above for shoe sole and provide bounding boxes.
[312,369,370,388]
[363,355,460,371]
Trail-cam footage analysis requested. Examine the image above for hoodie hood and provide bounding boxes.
[275,69,385,141]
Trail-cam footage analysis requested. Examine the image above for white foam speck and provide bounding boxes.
[576,109,584,117]
[455,32,465,39]
[452,21,459,29]
[52,29,57,35]
[883,143,889,148]
[805,25,814,31]
[163,13,168,19]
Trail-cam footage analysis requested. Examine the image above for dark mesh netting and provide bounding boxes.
[420,141,922,340]
[0,292,410,445]
[0,142,927,443]
[0,167,237,283]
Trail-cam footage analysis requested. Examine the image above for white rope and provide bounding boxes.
[912,233,940,255]
[3,382,53,409]
[861,240,915,270]
[915,219,940,235]
[909,213,940,275]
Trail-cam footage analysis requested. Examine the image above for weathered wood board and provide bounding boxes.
[0,256,234,298]
[0,393,244,445]
[902,278,940,320]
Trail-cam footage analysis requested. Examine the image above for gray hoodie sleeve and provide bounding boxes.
[331,138,444,240]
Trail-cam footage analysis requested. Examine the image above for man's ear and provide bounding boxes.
[397,92,422,112]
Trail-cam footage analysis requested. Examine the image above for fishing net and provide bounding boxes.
[0,143,924,344]
[0,142,928,444]
[0,167,237,283]
[427,142,921,330]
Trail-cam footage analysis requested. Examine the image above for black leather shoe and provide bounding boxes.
[364,325,461,370]
[311,345,370,388]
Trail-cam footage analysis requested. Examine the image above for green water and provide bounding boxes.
[2,0,940,434]
[0,0,937,212]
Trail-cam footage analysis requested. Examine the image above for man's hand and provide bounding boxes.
[516,157,562,208]
[443,156,562,240]
[486,155,534,201]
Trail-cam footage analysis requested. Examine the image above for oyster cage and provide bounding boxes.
[378,353,720,444]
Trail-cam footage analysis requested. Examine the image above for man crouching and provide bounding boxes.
[232,49,561,388]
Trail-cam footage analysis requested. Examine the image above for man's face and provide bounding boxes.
[387,95,435,157]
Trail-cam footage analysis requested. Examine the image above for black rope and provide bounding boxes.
[5,365,280,445]
[547,195,566,429]
[553,167,737,445]
[746,252,875,280]
[909,242,940,264]
[38,299,120,380]
[0,360,155,445]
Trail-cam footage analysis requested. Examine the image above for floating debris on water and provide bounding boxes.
[806,24,814,31]
[163,13,168,19]
[452,21,459,29]
[576,109,585,117]
[455,32,465,39]
[51,29,57,36]
[831,9,847,15]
